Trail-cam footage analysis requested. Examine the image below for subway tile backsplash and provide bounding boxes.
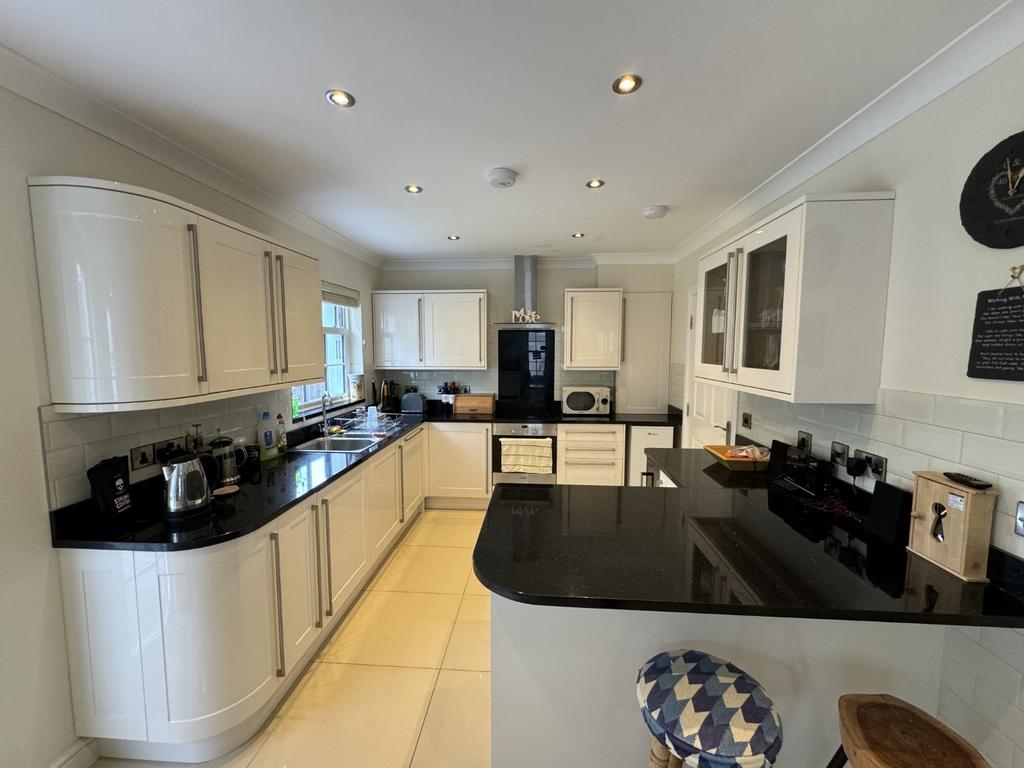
[740,387,1024,768]
[39,388,294,510]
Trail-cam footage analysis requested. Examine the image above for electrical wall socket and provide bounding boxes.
[797,430,813,453]
[830,441,849,466]
[853,449,887,482]
[154,436,186,464]
[130,443,156,471]
[1015,502,1024,538]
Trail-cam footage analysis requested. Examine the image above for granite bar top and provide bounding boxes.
[472,451,1024,627]
[415,407,682,427]
[51,416,427,552]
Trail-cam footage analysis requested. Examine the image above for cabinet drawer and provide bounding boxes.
[558,458,624,486]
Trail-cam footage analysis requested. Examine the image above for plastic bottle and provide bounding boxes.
[275,413,288,451]
[257,410,278,461]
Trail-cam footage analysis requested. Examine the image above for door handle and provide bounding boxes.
[721,252,734,373]
[266,252,279,375]
[187,224,208,383]
[276,254,289,374]
[620,296,626,363]
[730,248,743,374]
[313,504,323,627]
[323,500,334,616]
[418,296,424,362]
[714,420,733,444]
[270,532,286,677]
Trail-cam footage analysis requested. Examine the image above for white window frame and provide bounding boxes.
[291,301,356,417]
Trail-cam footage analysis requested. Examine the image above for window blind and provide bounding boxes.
[322,281,360,308]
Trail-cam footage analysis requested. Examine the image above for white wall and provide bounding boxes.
[0,84,380,768]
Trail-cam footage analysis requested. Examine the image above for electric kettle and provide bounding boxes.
[162,454,211,517]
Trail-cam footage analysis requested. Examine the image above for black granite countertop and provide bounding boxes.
[472,450,1024,627]
[51,416,427,552]
[417,407,682,427]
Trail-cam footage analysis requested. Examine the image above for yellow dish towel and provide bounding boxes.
[500,437,553,474]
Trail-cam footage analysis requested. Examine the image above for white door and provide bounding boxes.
[733,206,803,394]
[616,292,672,413]
[694,246,737,384]
[274,504,322,674]
[689,378,738,448]
[367,447,402,562]
[401,428,426,523]
[30,185,204,404]
[275,248,324,383]
[423,292,487,369]
[428,423,491,498]
[321,469,368,619]
[196,219,275,393]
[135,536,279,743]
[564,289,622,370]
[373,292,424,368]
[627,426,675,486]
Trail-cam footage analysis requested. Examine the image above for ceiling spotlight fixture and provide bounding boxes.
[611,73,642,95]
[571,232,585,239]
[447,234,461,241]
[643,205,669,219]
[404,184,423,194]
[324,89,355,107]
[487,167,519,188]
[585,178,606,189]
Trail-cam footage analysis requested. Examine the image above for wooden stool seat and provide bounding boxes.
[837,694,988,768]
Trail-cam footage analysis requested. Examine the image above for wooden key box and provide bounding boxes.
[909,471,998,583]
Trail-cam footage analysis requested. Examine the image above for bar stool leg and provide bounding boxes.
[648,736,671,768]
[668,756,683,768]
[825,744,847,768]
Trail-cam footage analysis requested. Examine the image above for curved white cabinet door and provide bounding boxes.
[373,292,424,369]
[276,503,323,673]
[367,445,402,562]
[423,292,487,369]
[135,535,280,743]
[321,468,369,618]
[30,185,203,404]
[274,247,323,384]
[196,219,275,392]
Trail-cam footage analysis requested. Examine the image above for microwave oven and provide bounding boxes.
[561,386,612,415]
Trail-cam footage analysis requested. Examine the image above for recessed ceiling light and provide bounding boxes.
[324,89,355,107]
[404,184,423,194]
[611,73,642,95]
[571,232,585,239]
[447,234,461,241]
[585,178,606,189]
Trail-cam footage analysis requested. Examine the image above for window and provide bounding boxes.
[291,298,362,418]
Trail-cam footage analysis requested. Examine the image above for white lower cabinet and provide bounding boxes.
[400,426,426,523]
[627,426,675,486]
[273,502,323,676]
[320,467,369,618]
[367,444,402,562]
[557,423,626,486]
[428,422,492,498]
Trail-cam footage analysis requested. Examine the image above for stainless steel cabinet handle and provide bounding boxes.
[322,500,334,617]
[270,532,286,677]
[276,254,290,374]
[266,252,279,375]
[620,296,626,363]
[721,252,734,373]
[729,248,743,374]
[565,459,618,466]
[188,224,208,383]
[418,297,424,362]
[479,296,484,364]
[313,504,323,627]
[399,448,406,524]
[568,295,575,366]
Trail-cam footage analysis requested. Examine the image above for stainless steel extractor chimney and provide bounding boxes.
[496,254,557,328]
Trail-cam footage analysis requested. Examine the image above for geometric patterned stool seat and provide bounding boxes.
[637,649,783,768]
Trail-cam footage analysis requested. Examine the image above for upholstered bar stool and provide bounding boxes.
[636,649,783,768]
[826,694,988,768]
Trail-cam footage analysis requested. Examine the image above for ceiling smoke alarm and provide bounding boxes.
[487,167,518,188]
[643,205,669,219]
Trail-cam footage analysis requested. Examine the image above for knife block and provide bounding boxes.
[908,471,998,583]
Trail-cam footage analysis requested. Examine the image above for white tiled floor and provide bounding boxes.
[95,509,491,768]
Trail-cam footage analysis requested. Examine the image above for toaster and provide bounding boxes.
[401,392,428,413]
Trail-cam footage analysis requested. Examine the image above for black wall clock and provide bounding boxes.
[960,130,1024,249]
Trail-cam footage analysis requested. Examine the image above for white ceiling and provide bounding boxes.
[0,0,1005,262]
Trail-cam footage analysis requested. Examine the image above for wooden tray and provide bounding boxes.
[703,445,770,472]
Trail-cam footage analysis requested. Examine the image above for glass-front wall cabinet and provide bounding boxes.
[694,247,734,383]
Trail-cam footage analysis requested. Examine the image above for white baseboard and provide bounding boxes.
[425,497,487,511]
[47,738,99,768]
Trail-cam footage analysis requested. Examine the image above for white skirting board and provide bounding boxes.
[425,496,488,511]
[491,595,945,767]
[47,738,99,768]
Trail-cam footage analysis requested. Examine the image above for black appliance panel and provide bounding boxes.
[497,329,555,413]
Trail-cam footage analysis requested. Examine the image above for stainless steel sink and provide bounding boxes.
[293,436,380,453]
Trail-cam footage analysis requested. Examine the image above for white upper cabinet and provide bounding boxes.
[372,290,487,370]
[29,178,323,412]
[274,247,324,384]
[31,183,204,405]
[564,289,622,370]
[373,292,424,369]
[615,292,672,413]
[195,219,275,393]
[423,291,487,369]
[694,193,894,403]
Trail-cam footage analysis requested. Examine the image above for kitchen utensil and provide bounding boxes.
[162,453,212,517]
[209,435,247,485]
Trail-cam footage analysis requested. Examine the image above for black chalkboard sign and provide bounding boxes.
[967,286,1024,381]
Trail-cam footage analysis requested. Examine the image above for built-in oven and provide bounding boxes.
[492,422,557,485]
